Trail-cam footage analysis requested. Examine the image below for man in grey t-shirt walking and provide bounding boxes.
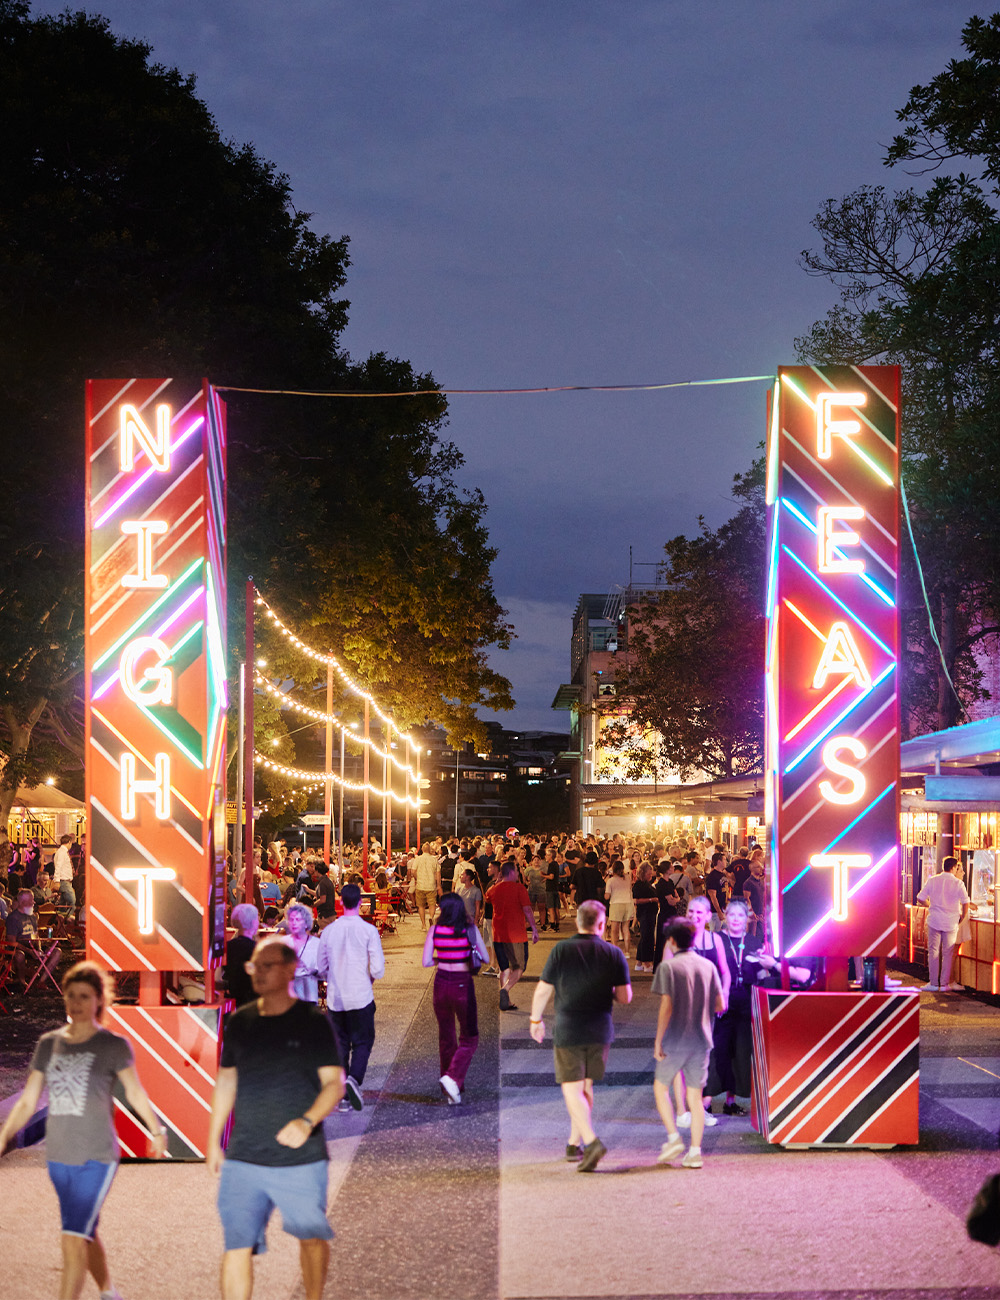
[651,918,724,1169]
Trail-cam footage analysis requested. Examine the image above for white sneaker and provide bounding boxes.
[440,1074,461,1104]
[702,1111,718,1127]
[676,1111,691,1128]
[946,982,964,992]
[657,1134,685,1164]
[920,982,939,991]
[681,1149,703,1169]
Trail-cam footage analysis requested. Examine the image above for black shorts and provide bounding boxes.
[495,942,523,972]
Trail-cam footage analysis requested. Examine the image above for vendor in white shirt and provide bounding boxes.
[917,856,973,993]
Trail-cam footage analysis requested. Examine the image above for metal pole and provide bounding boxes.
[385,733,392,868]
[243,579,255,903]
[339,726,345,868]
[416,745,422,851]
[234,661,245,892]
[405,750,410,854]
[454,744,459,838]
[323,662,333,864]
[382,735,388,859]
[362,698,370,881]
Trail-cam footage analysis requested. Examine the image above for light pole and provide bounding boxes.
[454,743,460,838]
[416,746,423,851]
[341,720,357,869]
[323,662,334,864]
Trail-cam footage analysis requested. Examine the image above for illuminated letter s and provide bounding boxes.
[818,736,867,806]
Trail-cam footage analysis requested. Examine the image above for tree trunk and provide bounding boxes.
[936,589,959,730]
[0,698,48,829]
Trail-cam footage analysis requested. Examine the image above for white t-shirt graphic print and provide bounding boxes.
[48,1049,96,1117]
[31,1028,134,1163]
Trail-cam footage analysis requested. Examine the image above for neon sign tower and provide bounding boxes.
[753,364,918,1148]
[765,366,900,958]
[85,378,227,1157]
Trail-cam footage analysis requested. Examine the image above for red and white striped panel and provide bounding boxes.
[751,987,918,1146]
[107,1004,223,1160]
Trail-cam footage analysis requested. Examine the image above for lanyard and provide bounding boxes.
[726,933,746,985]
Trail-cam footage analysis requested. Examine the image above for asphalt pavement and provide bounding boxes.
[3,915,1000,1300]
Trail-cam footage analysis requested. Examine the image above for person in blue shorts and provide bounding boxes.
[0,960,166,1300]
[208,936,345,1300]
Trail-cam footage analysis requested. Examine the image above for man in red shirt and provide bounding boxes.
[487,861,538,1011]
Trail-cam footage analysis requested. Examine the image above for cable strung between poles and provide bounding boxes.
[215,374,777,398]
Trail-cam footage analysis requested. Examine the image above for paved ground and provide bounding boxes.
[3,917,1000,1299]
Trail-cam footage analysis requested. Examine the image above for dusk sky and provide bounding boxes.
[41,1,978,730]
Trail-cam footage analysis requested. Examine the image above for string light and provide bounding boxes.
[253,588,418,749]
[255,672,417,776]
[255,752,421,807]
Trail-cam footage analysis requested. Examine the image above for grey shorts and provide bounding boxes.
[554,1042,610,1084]
[655,1046,711,1089]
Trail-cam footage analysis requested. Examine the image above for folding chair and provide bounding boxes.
[374,891,397,936]
[23,938,62,996]
[0,934,16,1014]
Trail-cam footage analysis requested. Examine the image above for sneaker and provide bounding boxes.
[676,1111,692,1129]
[682,1149,703,1169]
[703,1111,718,1127]
[345,1077,364,1111]
[884,977,903,988]
[577,1137,607,1172]
[440,1074,461,1104]
[336,1098,352,1113]
[565,1143,583,1162]
[657,1134,685,1165]
[920,982,939,991]
[723,1102,747,1116]
[946,982,964,992]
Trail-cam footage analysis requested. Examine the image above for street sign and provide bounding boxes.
[300,813,329,826]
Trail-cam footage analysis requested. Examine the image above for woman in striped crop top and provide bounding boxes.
[422,892,490,1104]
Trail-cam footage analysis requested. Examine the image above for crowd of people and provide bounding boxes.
[0,824,804,1299]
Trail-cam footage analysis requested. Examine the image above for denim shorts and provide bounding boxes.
[218,1159,333,1253]
[48,1160,117,1239]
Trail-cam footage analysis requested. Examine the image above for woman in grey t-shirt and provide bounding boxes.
[0,960,165,1300]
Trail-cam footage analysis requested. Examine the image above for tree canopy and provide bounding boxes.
[797,13,1000,734]
[0,1,511,826]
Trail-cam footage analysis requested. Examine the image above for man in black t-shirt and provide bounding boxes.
[309,863,337,924]
[572,851,606,905]
[530,900,631,1172]
[208,937,344,1300]
[704,852,731,929]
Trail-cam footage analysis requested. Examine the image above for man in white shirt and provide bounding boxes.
[410,839,442,930]
[316,882,385,1110]
[52,834,76,912]
[917,856,971,992]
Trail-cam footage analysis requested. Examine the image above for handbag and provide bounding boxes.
[957,914,973,946]
[967,1174,1000,1246]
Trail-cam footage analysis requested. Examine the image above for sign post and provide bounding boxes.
[85,379,227,1159]
[753,365,918,1147]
